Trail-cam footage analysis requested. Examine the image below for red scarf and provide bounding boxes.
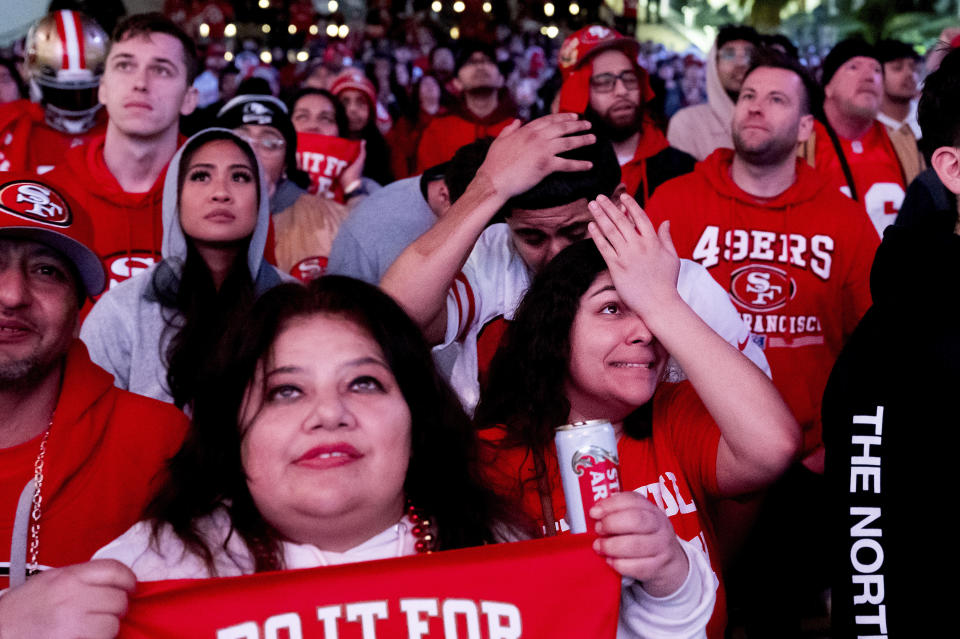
[118,535,619,638]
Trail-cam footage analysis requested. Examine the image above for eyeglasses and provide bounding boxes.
[236,131,286,152]
[589,70,640,93]
[718,47,754,63]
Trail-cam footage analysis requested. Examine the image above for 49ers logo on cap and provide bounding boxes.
[0,181,72,227]
[730,264,795,312]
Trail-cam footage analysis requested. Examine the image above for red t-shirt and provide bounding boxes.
[479,382,726,638]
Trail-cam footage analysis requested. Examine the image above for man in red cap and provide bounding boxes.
[415,41,518,173]
[557,25,695,206]
[0,173,187,637]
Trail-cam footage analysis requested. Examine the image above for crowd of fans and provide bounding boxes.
[1,6,959,639]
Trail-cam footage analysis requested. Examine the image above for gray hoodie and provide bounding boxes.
[80,128,290,404]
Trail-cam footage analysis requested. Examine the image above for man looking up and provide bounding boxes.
[646,49,880,634]
[416,41,517,172]
[875,39,925,183]
[0,173,187,637]
[383,114,769,412]
[806,38,910,238]
[48,12,198,291]
[647,48,878,471]
[556,25,694,206]
[668,24,761,160]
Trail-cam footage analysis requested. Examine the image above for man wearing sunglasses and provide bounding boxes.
[556,26,695,206]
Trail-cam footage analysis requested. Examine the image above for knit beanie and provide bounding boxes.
[821,38,879,87]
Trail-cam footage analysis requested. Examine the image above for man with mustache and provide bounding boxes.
[875,39,925,184]
[555,25,695,206]
[803,38,910,238]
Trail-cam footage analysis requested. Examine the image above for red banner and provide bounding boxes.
[117,535,619,639]
[295,133,361,202]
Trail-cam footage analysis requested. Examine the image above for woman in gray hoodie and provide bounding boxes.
[80,128,292,408]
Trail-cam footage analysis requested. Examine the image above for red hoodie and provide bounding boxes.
[47,135,166,292]
[0,341,187,587]
[0,99,106,174]
[646,149,878,456]
[415,95,517,173]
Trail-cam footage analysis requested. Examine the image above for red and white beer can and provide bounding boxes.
[554,419,621,534]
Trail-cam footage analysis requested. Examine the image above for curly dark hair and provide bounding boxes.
[475,240,653,498]
[147,276,524,574]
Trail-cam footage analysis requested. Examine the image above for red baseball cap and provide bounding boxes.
[557,25,652,114]
[0,174,106,297]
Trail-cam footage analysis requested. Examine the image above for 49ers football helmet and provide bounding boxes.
[25,10,108,134]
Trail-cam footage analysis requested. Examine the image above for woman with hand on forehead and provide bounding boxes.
[476,194,800,638]
[93,275,719,638]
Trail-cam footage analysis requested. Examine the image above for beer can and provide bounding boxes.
[554,419,621,534]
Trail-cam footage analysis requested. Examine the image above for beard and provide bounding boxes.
[584,104,642,143]
[0,352,52,390]
[732,124,799,167]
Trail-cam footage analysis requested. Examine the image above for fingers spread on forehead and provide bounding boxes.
[621,194,655,237]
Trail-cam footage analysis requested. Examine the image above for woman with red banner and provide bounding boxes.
[476,194,801,639]
[93,276,717,638]
[218,94,354,282]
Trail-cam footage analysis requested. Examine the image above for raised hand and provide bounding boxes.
[476,113,594,200]
[587,193,681,323]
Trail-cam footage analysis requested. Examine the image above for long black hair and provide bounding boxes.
[157,129,260,410]
[147,276,525,574]
[475,239,654,452]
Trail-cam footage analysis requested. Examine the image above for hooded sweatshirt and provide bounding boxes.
[79,129,290,404]
[646,149,879,456]
[0,340,187,589]
[666,44,736,161]
[0,99,106,174]
[415,91,518,173]
[823,215,960,637]
[46,134,169,292]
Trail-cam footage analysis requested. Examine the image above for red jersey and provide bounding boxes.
[646,149,878,455]
[0,99,106,174]
[47,135,167,291]
[0,341,187,587]
[415,100,517,173]
[480,382,726,638]
[812,119,906,238]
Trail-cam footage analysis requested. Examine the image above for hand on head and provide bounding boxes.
[590,492,690,597]
[587,193,681,323]
[476,113,594,200]
[0,559,136,639]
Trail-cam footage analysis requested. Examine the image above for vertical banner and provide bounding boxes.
[118,534,620,639]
